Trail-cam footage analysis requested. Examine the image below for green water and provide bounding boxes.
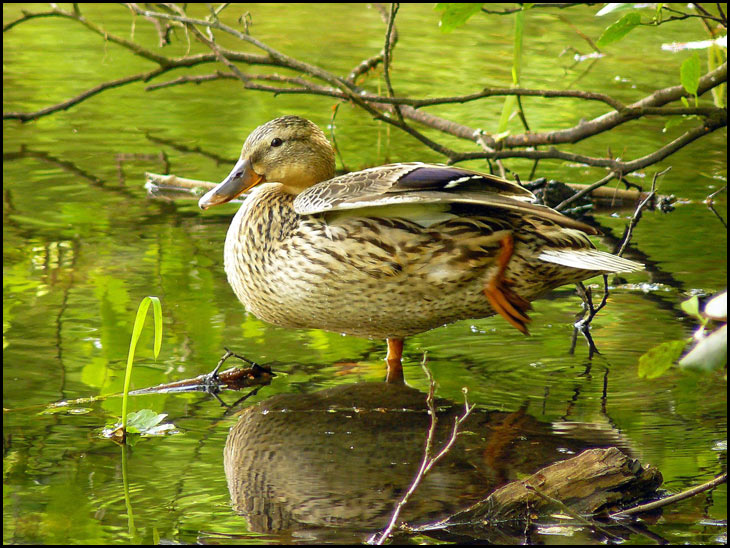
[3,3,726,545]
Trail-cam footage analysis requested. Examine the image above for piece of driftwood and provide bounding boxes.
[144,172,216,203]
[564,182,665,210]
[129,363,274,395]
[427,447,662,529]
[130,348,275,397]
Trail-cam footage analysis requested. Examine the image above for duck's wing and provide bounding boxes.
[293,162,599,235]
[294,162,533,209]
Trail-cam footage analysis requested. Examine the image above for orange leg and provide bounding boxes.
[483,234,532,335]
[385,338,405,384]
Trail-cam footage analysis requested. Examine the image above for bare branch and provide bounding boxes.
[555,172,618,211]
[611,472,727,518]
[570,276,610,358]
[553,113,726,210]
[3,68,166,122]
[347,3,399,83]
[705,185,728,229]
[617,168,669,256]
[655,4,727,26]
[382,3,403,124]
[371,354,474,545]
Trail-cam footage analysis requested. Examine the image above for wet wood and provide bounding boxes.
[130,365,274,395]
[434,447,662,526]
[130,354,274,396]
[565,183,662,209]
[146,172,216,192]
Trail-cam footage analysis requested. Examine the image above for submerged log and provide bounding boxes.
[430,447,662,529]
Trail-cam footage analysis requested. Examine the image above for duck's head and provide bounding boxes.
[199,115,336,209]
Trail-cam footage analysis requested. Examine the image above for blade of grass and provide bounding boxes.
[497,8,524,134]
[121,296,162,437]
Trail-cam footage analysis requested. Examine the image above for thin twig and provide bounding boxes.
[658,4,726,26]
[616,167,669,256]
[610,472,727,518]
[382,3,403,124]
[570,276,610,357]
[329,103,348,171]
[556,172,617,211]
[481,3,590,16]
[704,184,728,229]
[371,353,474,545]
[3,67,167,122]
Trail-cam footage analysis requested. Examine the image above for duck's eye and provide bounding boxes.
[270,137,283,147]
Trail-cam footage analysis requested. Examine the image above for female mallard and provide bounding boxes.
[199,116,642,383]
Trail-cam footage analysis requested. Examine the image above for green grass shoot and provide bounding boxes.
[120,296,162,439]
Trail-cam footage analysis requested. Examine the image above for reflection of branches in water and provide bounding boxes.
[144,131,236,166]
[577,212,704,334]
[115,152,169,185]
[3,3,726,199]
[4,146,106,186]
[3,145,166,196]
[590,216,685,292]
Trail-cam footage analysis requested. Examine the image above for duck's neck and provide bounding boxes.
[229,184,298,245]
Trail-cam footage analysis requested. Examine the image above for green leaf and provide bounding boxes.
[102,410,177,443]
[150,296,162,359]
[496,9,524,134]
[127,409,167,431]
[680,52,701,97]
[664,116,686,131]
[596,12,641,48]
[497,96,517,134]
[595,3,634,17]
[680,295,701,319]
[435,3,484,32]
[638,339,688,379]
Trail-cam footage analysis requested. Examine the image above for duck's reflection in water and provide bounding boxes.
[224,382,626,537]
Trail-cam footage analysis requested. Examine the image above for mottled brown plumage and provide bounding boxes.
[199,116,643,382]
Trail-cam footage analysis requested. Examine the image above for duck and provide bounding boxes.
[199,115,643,383]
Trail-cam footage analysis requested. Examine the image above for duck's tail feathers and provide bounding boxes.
[538,249,644,273]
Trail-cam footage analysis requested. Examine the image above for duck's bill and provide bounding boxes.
[198,158,264,210]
